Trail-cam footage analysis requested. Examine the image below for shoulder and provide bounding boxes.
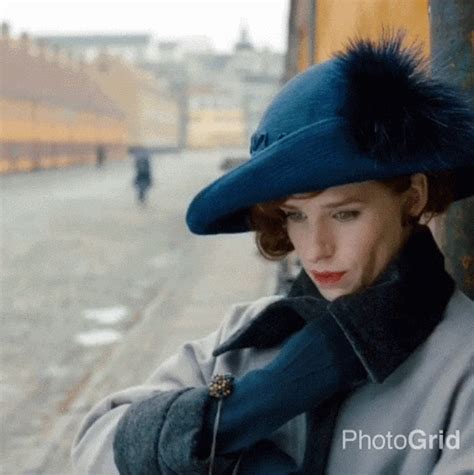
[439,288,474,347]
[421,287,474,377]
[448,287,474,314]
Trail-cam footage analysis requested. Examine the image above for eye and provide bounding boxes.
[333,210,360,222]
[282,210,306,222]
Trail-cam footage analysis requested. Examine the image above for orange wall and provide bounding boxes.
[0,35,128,173]
[0,97,126,144]
[314,0,430,63]
[289,0,430,74]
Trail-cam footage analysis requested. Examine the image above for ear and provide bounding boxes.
[405,173,429,217]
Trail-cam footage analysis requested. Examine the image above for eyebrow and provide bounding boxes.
[281,197,366,210]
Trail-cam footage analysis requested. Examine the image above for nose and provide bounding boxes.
[304,224,334,263]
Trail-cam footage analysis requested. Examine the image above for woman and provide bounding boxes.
[71,35,474,474]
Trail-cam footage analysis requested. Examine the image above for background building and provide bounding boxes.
[1,23,284,169]
[0,23,127,173]
[34,33,156,63]
[183,26,284,148]
[87,53,180,152]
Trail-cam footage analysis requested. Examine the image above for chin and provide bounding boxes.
[319,288,345,302]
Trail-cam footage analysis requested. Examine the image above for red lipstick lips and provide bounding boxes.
[311,271,346,285]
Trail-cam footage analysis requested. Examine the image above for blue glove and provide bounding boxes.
[202,314,367,456]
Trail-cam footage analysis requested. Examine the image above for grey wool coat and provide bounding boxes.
[71,226,474,474]
[71,288,474,474]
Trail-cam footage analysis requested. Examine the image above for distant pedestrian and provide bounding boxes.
[96,145,106,168]
[133,149,153,205]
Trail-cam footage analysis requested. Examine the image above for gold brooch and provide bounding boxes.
[208,374,234,399]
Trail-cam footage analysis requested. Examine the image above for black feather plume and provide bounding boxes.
[335,31,474,163]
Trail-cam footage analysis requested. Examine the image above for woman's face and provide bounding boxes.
[280,179,419,301]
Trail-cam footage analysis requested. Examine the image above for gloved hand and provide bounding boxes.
[203,313,367,456]
[262,311,367,415]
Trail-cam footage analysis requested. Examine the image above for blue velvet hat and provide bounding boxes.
[186,35,474,235]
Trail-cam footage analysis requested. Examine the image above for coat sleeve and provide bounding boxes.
[431,355,474,475]
[70,303,250,475]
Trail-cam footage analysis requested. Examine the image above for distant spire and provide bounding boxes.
[234,21,253,51]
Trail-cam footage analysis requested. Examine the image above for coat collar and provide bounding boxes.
[213,225,455,383]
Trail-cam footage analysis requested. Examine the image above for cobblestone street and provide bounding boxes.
[0,150,277,474]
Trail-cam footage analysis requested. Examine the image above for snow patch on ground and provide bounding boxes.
[83,306,129,325]
[149,250,181,269]
[75,329,122,346]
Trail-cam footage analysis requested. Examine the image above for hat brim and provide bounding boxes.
[186,118,474,235]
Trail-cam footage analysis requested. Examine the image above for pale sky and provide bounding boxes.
[2,0,289,52]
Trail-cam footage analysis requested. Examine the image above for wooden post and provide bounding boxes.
[429,0,474,297]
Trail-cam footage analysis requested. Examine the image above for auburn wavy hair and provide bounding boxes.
[248,172,455,260]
